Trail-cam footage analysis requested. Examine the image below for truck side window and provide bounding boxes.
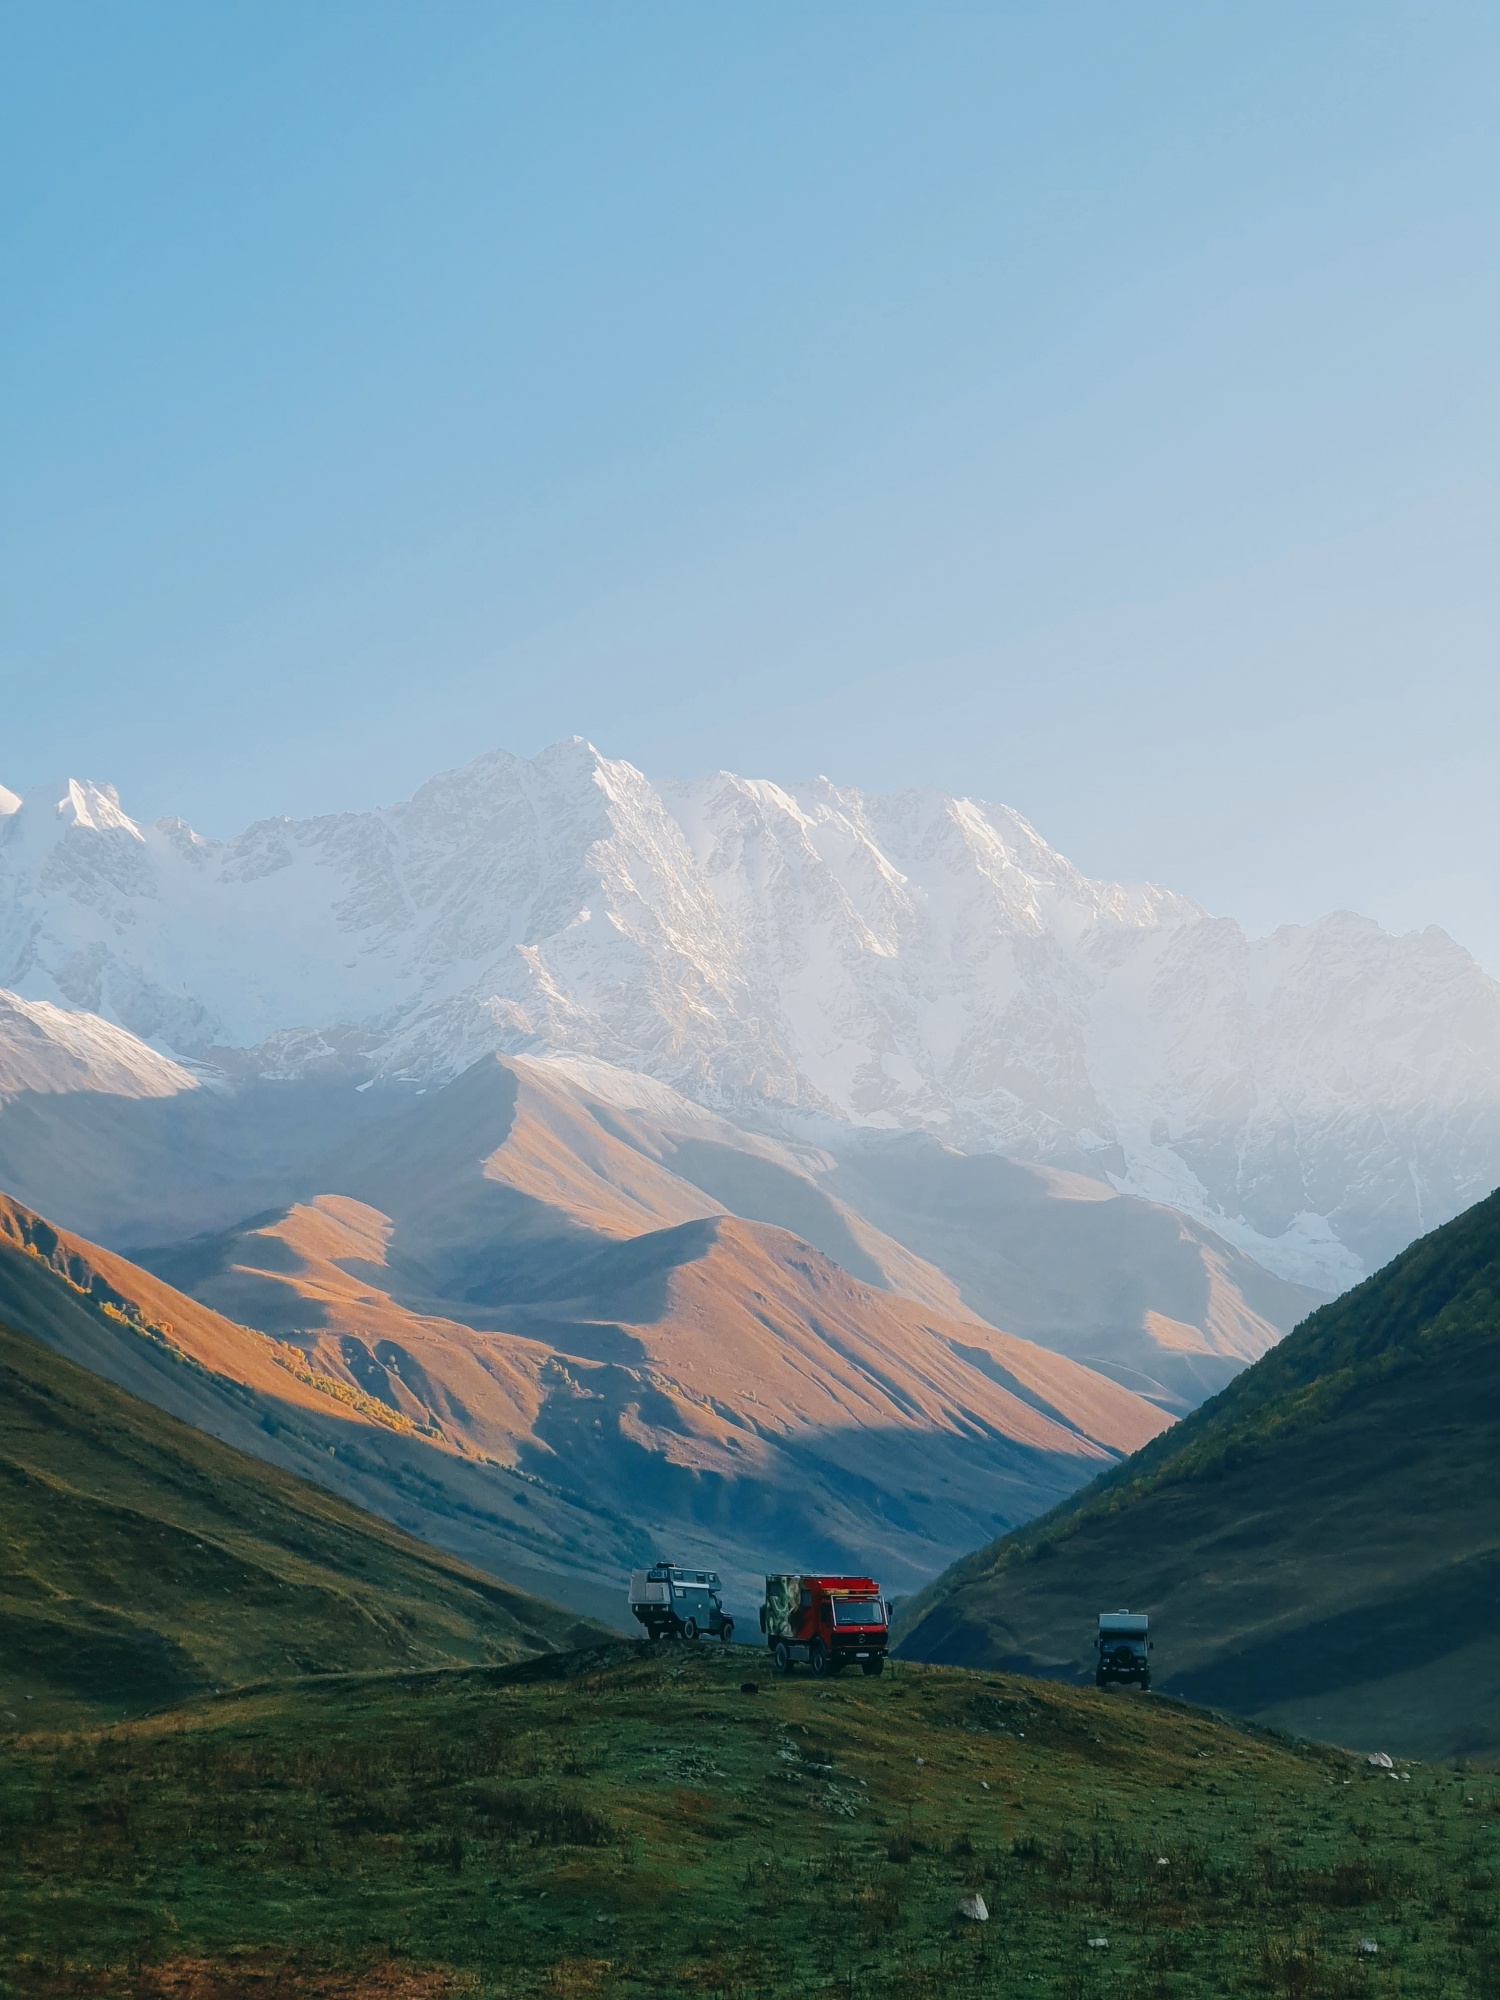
[800,1590,811,1608]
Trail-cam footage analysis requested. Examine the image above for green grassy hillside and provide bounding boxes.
[0,1317,604,1730]
[1,1642,1495,1998]
[894,1185,1500,1759]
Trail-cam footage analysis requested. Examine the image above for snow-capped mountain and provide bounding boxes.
[0,987,201,1101]
[3,740,1497,1288]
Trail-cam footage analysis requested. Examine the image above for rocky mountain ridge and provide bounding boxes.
[5,741,1498,1288]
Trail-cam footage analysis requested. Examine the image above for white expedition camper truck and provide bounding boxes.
[1095,1610,1151,1689]
[628,1564,735,1643]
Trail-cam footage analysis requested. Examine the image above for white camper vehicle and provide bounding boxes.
[1095,1610,1151,1689]
[628,1563,734,1643]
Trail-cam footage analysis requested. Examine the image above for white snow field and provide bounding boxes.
[3,741,1498,1288]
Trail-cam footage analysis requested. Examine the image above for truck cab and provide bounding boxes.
[628,1563,734,1643]
[1095,1609,1151,1689]
[760,1574,889,1677]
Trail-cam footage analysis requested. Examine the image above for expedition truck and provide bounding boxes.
[1095,1609,1151,1689]
[760,1574,889,1676]
[628,1564,735,1643]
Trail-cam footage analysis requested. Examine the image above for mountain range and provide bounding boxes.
[7,741,1500,1291]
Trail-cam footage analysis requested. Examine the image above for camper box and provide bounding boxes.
[627,1564,734,1643]
[1095,1609,1151,1689]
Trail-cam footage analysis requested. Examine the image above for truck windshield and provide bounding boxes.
[831,1599,885,1626]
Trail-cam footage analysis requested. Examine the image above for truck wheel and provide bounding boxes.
[862,1657,885,1677]
[809,1640,829,1677]
[683,1617,699,1641]
[719,1620,735,1645]
[773,1641,791,1675]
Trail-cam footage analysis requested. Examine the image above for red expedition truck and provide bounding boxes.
[759,1574,890,1677]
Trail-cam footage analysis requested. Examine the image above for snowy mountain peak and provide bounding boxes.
[56,779,144,838]
[1,738,1496,1289]
[1,779,146,858]
[0,785,19,818]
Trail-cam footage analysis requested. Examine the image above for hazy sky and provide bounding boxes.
[4,5,1498,963]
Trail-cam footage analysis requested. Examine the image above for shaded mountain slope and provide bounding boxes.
[0,1314,604,1730]
[0,1044,396,1252]
[824,1134,1322,1410]
[894,1184,1500,1758]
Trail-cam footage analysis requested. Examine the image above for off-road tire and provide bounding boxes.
[683,1617,699,1641]
[718,1620,735,1645]
[773,1640,792,1675]
[862,1657,885,1677]
[809,1639,829,1677]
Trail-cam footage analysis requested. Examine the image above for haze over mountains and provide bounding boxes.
[6,741,1499,1291]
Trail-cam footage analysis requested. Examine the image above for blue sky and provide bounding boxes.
[4,4,1498,962]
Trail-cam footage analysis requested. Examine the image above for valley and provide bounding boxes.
[10,22,1496,1997]
[2,745,1497,1775]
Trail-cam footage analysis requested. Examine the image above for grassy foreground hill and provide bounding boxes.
[0,1315,603,1730]
[894,1185,1500,1760]
[3,1641,1497,1999]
